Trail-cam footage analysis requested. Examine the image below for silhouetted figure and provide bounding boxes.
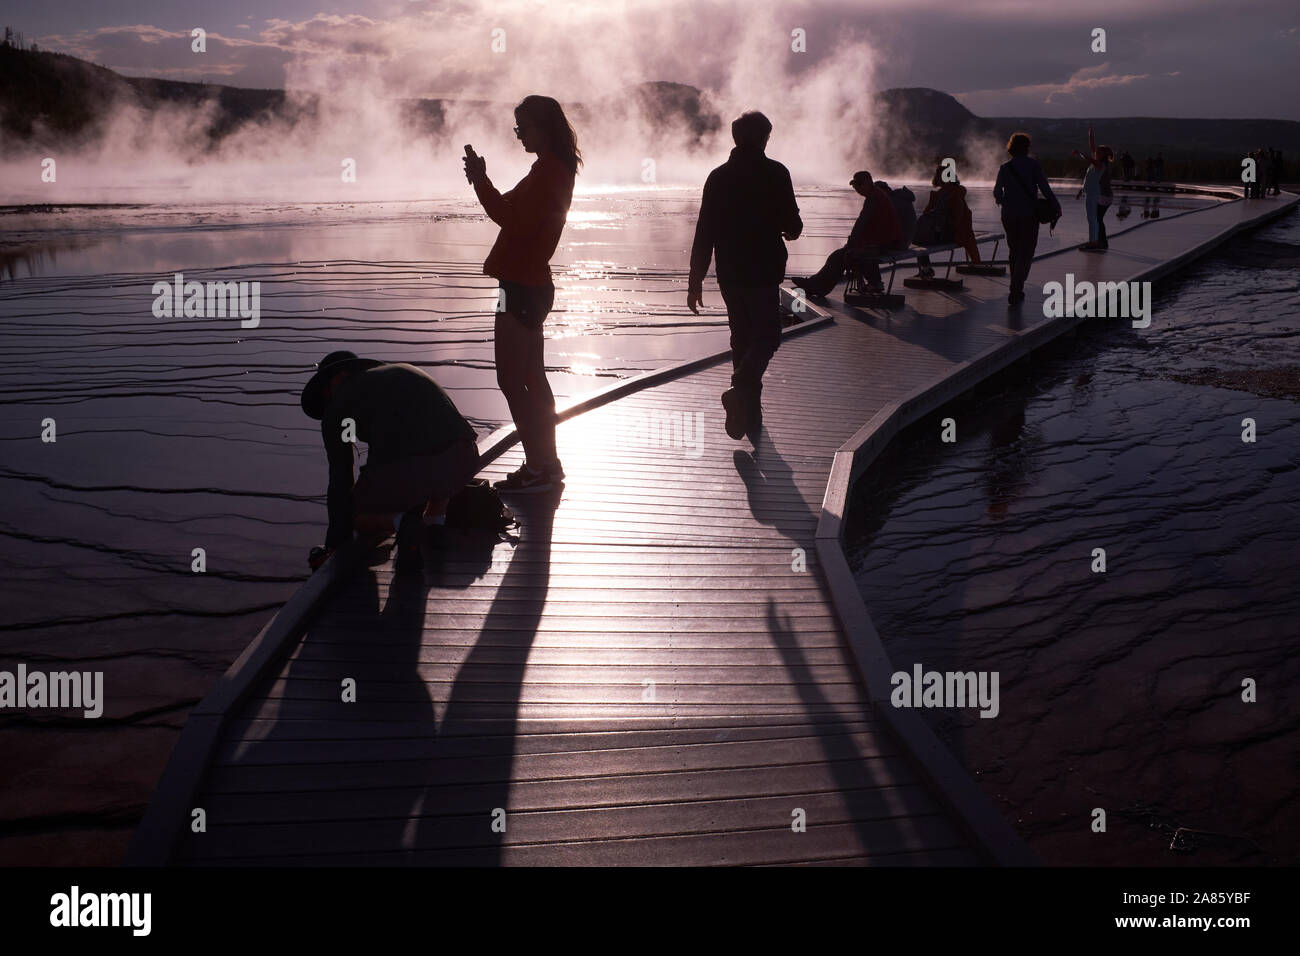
[1246,148,1262,199]
[915,162,982,274]
[1154,152,1165,182]
[301,352,480,573]
[993,132,1060,307]
[1073,127,1113,250]
[790,170,899,296]
[1121,150,1135,181]
[689,111,802,439]
[1144,155,1155,182]
[464,95,579,493]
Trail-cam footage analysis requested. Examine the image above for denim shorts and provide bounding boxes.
[497,281,555,330]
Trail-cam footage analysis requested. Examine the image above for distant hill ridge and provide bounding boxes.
[2,44,1296,181]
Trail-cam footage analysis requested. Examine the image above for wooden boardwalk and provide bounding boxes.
[129,190,1296,866]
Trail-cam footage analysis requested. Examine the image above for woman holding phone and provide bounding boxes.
[463,95,581,493]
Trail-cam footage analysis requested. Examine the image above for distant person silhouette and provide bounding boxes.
[1073,127,1113,250]
[301,352,480,573]
[464,94,579,493]
[689,111,802,439]
[790,171,900,296]
[993,132,1060,307]
[1121,150,1135,181]
[1154,152,1165,182]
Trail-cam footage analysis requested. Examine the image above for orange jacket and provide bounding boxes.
[924,183,979,261]
[474,151,575,285]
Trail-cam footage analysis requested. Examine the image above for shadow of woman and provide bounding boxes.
[408,491,558,864]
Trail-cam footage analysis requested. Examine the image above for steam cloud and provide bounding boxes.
[2,0,890,203]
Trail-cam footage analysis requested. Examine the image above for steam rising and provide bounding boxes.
[1,0,888,203]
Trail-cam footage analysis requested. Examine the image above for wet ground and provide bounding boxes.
[0,182,1222,864]
[847,210,1300,866]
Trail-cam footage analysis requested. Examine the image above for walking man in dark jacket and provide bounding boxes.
[688,111,802,439]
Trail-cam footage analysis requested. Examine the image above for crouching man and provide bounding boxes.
[301,351,480,572]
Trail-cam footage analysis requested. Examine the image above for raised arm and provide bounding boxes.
[473,165,563,234]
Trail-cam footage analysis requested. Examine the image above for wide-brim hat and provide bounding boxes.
[300,350,383,419]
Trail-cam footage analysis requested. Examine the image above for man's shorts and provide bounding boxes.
[497,280,555,330]
[353,438,480,516]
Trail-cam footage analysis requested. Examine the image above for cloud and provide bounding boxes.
[958,63,1158,108]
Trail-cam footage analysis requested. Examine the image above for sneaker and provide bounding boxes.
[721,387,748,440]
[493,461,563,494]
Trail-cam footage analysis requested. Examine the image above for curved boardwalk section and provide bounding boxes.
[130,191,1294,867]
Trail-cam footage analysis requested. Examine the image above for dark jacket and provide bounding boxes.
[322,363,476,547]
[689,145,802,289]
[993,155,1060,220]
[849,184,904,249]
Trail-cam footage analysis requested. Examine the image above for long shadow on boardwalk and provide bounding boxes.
[735,426,933,856]
[419,494,557,863]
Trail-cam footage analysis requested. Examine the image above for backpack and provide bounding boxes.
[444,478,516,533]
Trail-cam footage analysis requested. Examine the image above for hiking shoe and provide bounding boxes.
[493,461,563,494]
[721,388,748,440]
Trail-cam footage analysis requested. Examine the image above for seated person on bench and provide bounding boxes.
[914,163,982,278]
[791,171,902,297]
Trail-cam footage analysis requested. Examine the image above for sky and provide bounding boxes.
[3,0,1298,120]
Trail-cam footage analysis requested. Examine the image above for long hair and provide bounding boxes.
[516,95,582,175]
[932,162,959,188]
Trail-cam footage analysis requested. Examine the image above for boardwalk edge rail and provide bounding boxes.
[125,295,832,866]
[814,192,1299,867]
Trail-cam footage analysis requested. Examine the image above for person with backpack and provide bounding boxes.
[301,351,481,573]
[993,132,1061,306]
[790,170,899,298]
[464,94,580,494]
[913,162,981,277]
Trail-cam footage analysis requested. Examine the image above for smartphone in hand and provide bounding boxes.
[463,144,483,184]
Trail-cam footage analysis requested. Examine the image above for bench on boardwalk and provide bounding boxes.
[841,232,1006,309]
